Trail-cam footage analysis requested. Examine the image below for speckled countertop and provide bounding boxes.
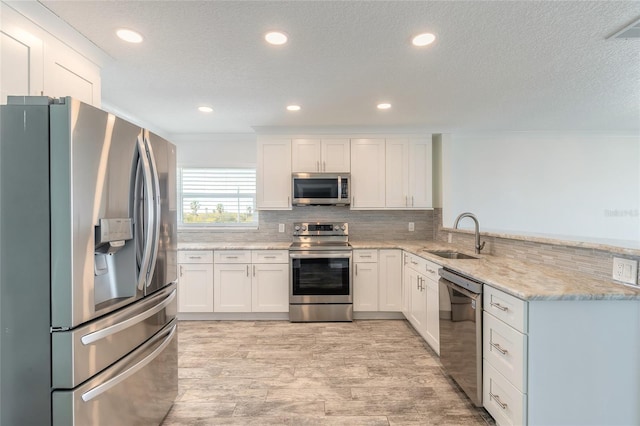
[178,240,640,301]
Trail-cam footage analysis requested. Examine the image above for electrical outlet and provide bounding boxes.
[448,233,452,243]
[278,223,285,233]
[408,222,415,232]
[612,257,638,286]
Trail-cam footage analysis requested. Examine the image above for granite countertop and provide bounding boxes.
[178,240,640,301]
[353,240,640,301]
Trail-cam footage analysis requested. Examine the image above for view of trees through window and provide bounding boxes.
[180,168,257,226]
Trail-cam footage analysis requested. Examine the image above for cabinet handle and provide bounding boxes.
[253,265,256,276]
[323,161,326,171]
[405,195,408,207]
[264,256,276,259]
[355,264,358,276]
[412,196,414,207]
[179,265,183,277]
[490,342,509,355]
[316,161,320,171]
[489,392,508,410]
[246,265,249,277]
[411,260,418,265]
[490,302,509,312]
[426,267,435,274]
[360,255,371,258]
[288,196,290,207]
[188,256,201,259]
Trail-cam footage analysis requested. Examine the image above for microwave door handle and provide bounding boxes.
[136,135,154,291]
[143,132,161,287]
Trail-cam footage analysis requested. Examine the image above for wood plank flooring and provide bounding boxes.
[162,320,495,425]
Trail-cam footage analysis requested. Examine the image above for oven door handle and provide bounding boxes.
[289,252,352,259]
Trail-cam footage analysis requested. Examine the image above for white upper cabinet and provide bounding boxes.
[350,138,386,209]
[385,138,433,209]
[408,138,433,208]
[292,138,350,172]
[257,137,292,210]
[0,3,101,107]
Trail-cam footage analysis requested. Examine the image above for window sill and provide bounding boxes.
[178,225,259,232]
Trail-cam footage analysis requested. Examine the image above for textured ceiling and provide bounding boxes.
[39,0,640,135]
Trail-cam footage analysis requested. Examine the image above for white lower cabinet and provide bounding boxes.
[403,252,440,354]
[482,285,640,426]
[178,251,214,313]
[353,249,403,312]
[378,249,402,311]
[214,250,289,313]
[353,250,379,311]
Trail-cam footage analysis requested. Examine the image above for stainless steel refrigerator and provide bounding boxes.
[0,96,178,425]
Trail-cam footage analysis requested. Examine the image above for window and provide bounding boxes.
[179,168,258,228]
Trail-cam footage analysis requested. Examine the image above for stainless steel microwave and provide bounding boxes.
[292,173,350,206]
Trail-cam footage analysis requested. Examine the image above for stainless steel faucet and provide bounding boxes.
[453,212,485,254]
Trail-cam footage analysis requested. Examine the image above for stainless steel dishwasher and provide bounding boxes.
[439,268,484,407]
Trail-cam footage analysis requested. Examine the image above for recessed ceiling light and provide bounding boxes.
[377,103,392,110]
[198,106,213,113]
[412,32,436,47]
[265,31,288,45]
[116,28,143,43]
[286,105,301,111]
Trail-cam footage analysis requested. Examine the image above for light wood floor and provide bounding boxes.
[162,320,495,425]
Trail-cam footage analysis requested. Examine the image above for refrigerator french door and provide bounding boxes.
[0,96,178,426]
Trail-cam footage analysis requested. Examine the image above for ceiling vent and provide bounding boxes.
[608,17,640,39]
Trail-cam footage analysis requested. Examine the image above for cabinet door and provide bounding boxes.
[402,254,411,317]
[257,138,292,210]
[353,261,379,311]
[408,138,433,208]
[425,277,440,354]
[385,139,410,208]
[378,249,402,312]
[292,139,321,172]
[214,264,252,312]
[0,8,44,102]
[409,272,427,336]
[252,263,289,312]
[178,263,213,312]
[322,139,350,172]
[350,139,386,209]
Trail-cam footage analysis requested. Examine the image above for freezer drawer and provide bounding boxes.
[52,283,177,389]
[52,319,178,426]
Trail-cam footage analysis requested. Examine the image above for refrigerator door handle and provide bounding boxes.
[136,135,154,291]
[143,132,161,288]
[80,288,176,345]
[81,322,177,402]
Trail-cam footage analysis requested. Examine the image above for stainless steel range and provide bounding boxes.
[289,222,352,322]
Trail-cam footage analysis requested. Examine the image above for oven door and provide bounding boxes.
[289,251,352,303]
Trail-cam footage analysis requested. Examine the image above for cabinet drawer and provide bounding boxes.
[178,250,213,264]
[214,250,251,264]
[423,259,440,282]
[405,252,426,272]
[483,361,527,426]
[484,285,528,333]
[354,250,378,262]
[251,250,289,264]
[484,312,527,392]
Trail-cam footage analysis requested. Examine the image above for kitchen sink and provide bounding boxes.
[423,250,479,260]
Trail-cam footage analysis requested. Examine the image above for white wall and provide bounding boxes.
[442,132,640,249]
[172,133,256,168]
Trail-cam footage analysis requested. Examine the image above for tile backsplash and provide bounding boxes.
[434,209,640,283]
[179,207,434,243]
[179,207,638,283]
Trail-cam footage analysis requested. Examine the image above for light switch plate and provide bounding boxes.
[612,257,638,286]
[278,223,285,233]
